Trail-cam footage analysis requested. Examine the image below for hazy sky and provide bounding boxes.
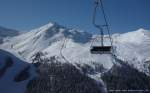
[0,0,149,34]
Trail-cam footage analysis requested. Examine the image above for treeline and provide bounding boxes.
[27,52,105,93]
[101,58,150,92]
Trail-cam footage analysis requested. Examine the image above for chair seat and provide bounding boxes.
[90,46,112,54]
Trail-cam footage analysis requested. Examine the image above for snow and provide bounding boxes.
[0,49,36,93]
[0,22,150,93]
[112,28,150,74]
[0,22,150,75]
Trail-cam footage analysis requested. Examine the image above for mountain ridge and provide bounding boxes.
[0,22,150,93]
[0,22,150,76]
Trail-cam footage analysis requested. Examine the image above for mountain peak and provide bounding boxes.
[135,28,147,34]
[29,22,92,44]
[134,28,150,38]
[137,28,145,31]
[42,22,64,29]
[34,22,62,32]
[121,28,149,36]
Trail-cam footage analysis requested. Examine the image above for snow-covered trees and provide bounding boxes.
[27,60,104,93]
[101,59,150,91]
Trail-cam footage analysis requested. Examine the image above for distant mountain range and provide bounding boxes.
[0,26,19,44]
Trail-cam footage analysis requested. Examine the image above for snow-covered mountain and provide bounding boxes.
[113,28,150,74]
[0,22,150,92]
[0,22,150,76]
[0,22,114,76]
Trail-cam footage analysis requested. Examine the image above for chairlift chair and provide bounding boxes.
[90,36,112,54]
[90,46,112,54]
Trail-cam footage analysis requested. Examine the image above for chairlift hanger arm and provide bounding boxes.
[90,0,113,54]
[92,0,105,46]
[99,0,113,46]
[92,0,107,30]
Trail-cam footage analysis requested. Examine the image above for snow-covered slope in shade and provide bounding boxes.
[0,49,36,93]
[0,22,150,75]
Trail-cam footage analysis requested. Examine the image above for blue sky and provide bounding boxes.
[0,0,149,34]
